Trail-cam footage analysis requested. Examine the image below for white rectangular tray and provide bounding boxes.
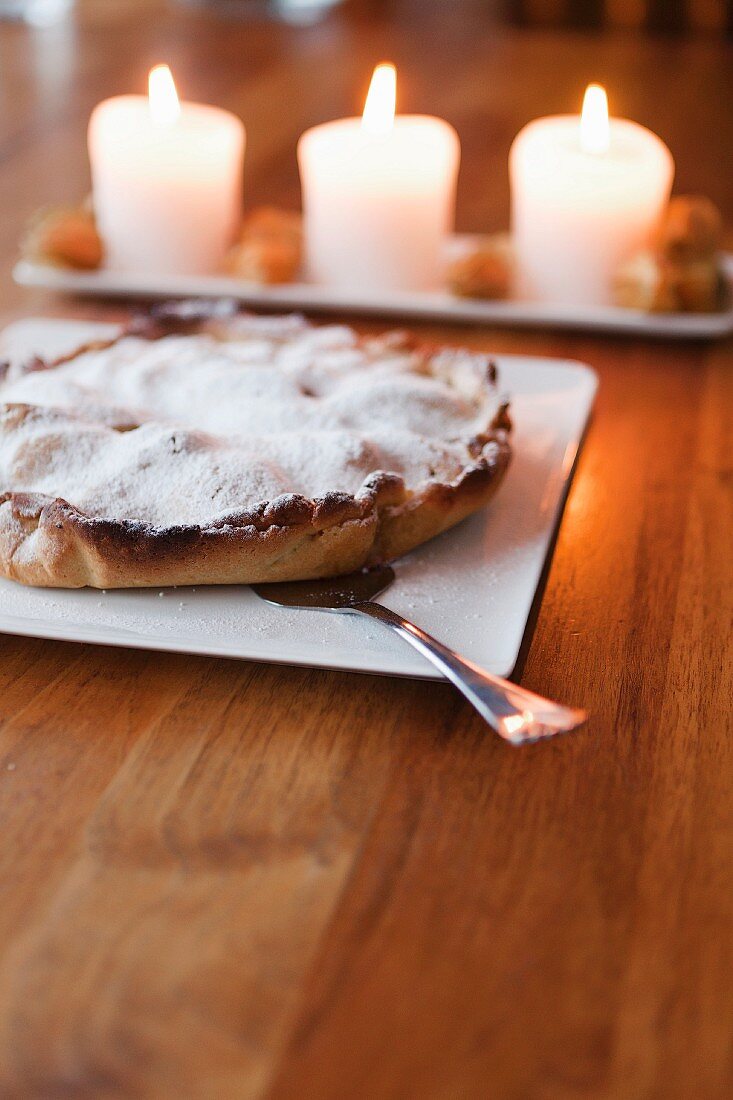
[13,240,733,340]
[0,318,597,679]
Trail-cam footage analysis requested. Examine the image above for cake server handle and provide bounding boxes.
[352,601,587,745]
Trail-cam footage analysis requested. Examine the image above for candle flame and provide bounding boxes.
[579,83,610,155]
[361,63,396,138]
[148,64,181,127]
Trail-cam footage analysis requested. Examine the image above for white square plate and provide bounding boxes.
[0,318,597,679]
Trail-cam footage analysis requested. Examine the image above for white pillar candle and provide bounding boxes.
[298,63,460,293]
[510,84,674,306]
[89,65,245,276]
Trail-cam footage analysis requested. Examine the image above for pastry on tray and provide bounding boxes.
[613,251,725,313]
[613,195,727,313]
[226,207,303,284]
[22,201,103,271]
[446,234,513,300]
[0,301,511,589]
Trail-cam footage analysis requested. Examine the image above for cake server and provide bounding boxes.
[252,565,587,745]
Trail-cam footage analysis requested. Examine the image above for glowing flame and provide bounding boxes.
[148,64,181,127]
[579,83,610,155]
[361,63,396,138]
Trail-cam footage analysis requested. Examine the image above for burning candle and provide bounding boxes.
[509,84,674,306]
[89,65,245,276]
[298,63,460,292]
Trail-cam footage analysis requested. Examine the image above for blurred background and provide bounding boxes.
[0,0,731,301]
[5,1,730,34]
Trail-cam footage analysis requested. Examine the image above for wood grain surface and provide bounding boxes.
[0,2,731,1096]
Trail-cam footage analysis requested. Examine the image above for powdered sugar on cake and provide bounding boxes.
[0,315,504,529]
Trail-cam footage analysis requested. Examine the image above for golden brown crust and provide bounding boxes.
[0,436,510,588]
[0,491,373,588]
[0,307,512,589]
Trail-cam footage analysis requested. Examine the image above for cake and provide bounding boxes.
[0,302,511,589]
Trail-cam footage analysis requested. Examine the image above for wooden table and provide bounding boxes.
[0,2,731,1096]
